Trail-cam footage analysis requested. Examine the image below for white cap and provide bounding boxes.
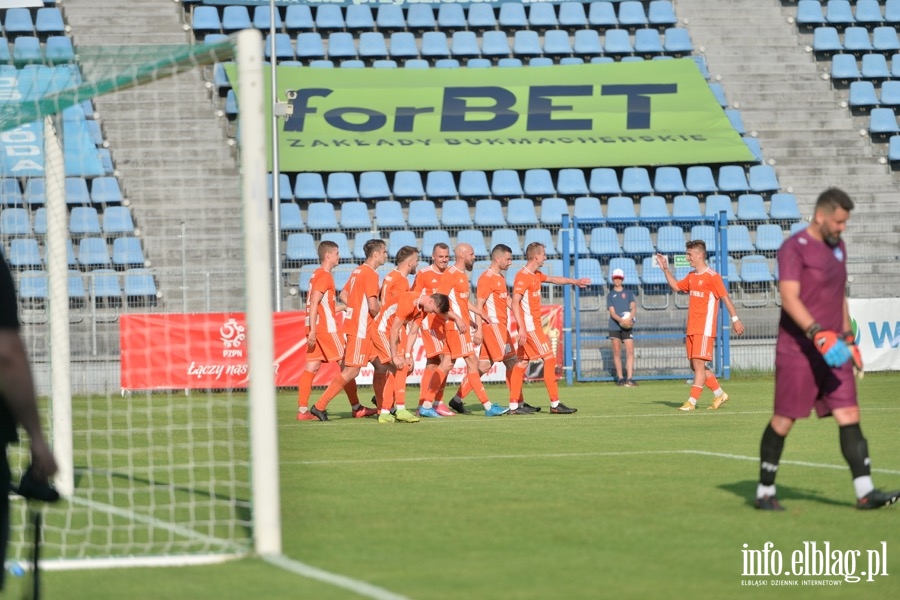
[611,268,625,280]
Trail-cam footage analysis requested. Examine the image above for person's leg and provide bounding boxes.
[624,339,635,383]
[611,337,623,382]
[755,414,794,510]
[679,357,707,411]
[297,361,320,411]
[704,366,729,409]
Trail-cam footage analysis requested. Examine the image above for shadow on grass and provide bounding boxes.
[652,400,690,409]
[719,480,852,509]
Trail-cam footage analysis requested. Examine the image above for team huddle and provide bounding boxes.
[296,239,590,423]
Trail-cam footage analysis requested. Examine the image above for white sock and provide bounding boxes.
[422,401,434,409]
[380,409,391,415]
[757,484,776,499]
[687,398,697,406]
[396,404,405,412]
[452,395,462,404]
[483,402,493,410]
[298,407,308,414]
[509,402,519,410]
[853,476,875,499]
[351,403,361,411]
[550,400,559,408]
[713,388,724,398]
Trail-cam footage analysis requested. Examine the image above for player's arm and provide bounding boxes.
[367,294,381,318]
[405,318,422,357]
[305,289,323,348]
[719,292,744,336]
[511,292,526,347]
[655,253,682,292]
[338,288,349,306]
[545,275,591,288]
[388,317,406,369]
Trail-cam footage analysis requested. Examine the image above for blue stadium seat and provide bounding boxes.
[825,0,855,29]
[529,3,559,30]
[327,32,358,60]
[499,3,528,29]
[506,198,539,227]
[524,228,558,257]
[332,264,355,292]
[425,171,458,199]
[861,53,890,81]
[880,80,900,105]
[855,1,884,26]
[457,229,490,258]
[887,0,900,24]
[574,30,604,56]
[524,169,556,198]
[725,109,746,135]
[812,27,842,57]
[320,232,351,259]
[575,257,603,288]
[589,1,618,27]
[556,227,589,256]
[556,169,589,198]
[620,167,654,197]
[90,269,122,306]
[655,224,686,255]
[35,7,65,38]
[69,206,101,237]
[689,225,717,252]
[279,203,303,233]
[267,173,293,202]
[648,1,678,29]
[0,207,31,237]
[359,32,389,61]
[441,199,474,228]
[832,54,861,85]
[755,224,785,254]
[296,33,326,60]
[542,259,565,277]
[608,257,640,286]
[604,29,634,55]
[325,173,358,201]
[589,226,622,259]
[306,202,339,230]
[869,107,900,140]
[44,36,74,64]
[606,196,638,228]
[589,168,622,196]
[491,170,524,197]
[727,224,755,254]
[543,29,574,58]
[663,27,693,56]
[407,200,440,228]
[634,28,664,57]
[458,171,491,198]
[375,6,406,33]
[873,27,900,54]
[390,32,420,60]
[124,268,158,307]
[716,166,750,196]
[705,194,736,221]
[65,178,90,206]
[17,270,47,305]
[844,27,874,56]
[708,82,728,108]
[421,229,451,255]
[573,196,604,224]
[407,4,437,31]
[358,171,392,200]
[421,31,451,59]
[346,5,376,31]
[748,165,780,194]
[769,193,802,222]
[640,256,669,296]
[65,269,86,306]
[352,232,371,260]
[653,166,686,197]
[797,0,825,31]
[482,30,512,59]
[889,135,900,166]
[393,171,426,199]
[474,199,507,227]
[468,4,498,31]
[32,207,46,236]
[77,237,111,270]
[252,5,282,30]
[513,30,542,58]
[691,55,710,79]
[739,255,774,284]
[294,173,326,202]
[622,225,655,256]
[13,36,42,66]
[191,6,222,35]
[619,1,648,29]
[112,237,146,269]
[374,200,406,229]
[221,6,252,33]
[438,4,467,30]
[638,195,669,226]
[736,194,769,223]
[285,5,314,33]
[491,229,524,257]
[0,178,23,206]
[497,58,523,68]
[790,221,808,236]
[339,201,372,230]
[559,2,589,30]
[285,233,318,264]
[540,197,570,226]
[451,31,481,59]
[8,238,42,270]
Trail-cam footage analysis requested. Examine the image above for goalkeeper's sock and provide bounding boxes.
[839,423,875,498]
[759,423,785,487]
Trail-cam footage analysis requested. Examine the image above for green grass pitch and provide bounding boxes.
[24,373,900,599]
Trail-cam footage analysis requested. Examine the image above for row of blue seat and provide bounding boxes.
[0,206,135,238]
[6,236,147,271]
[868,106,900,137]
[830,52,900,82]
[282,193,800,234]
[0,177,123,207]
[0,35,73,66]
[284,222,800,266]
[848,79,900,108]
[798,0,900,30]
[274,165,778,203]
[16,268,158,307]
[192,2,679,36]
[0,7,65,39]
[811,25,900,56]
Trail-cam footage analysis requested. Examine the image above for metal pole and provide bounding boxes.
[269,0,283,311]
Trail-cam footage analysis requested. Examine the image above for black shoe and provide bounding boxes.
[550,403,577,414]
[856,489,900,510]
[754,495,785,511]
[309,406,329,422]
[522,402,541,412]
[625,379,638,387]
[370,395,378,407]
[508,405,535,415]
[616,378,626,386]
[449,398,471,414]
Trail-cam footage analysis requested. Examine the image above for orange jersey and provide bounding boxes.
[413,265,444,295]
[477,269,509,329]
[341,263,380,338]
[676,267,728,337]
[306,267,339,334]
[437,265,472,329]
[512,267,547,334]
[380,269,410,305]
[372,291,426,336]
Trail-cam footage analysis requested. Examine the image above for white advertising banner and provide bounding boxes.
[847,298,900,372]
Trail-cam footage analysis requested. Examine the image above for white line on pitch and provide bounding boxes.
[264,554,409,600]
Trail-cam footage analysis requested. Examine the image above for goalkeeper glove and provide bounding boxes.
[842,331,864,379]
[813,330,852,368]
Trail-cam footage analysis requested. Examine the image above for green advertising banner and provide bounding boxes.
[226,60,754,172]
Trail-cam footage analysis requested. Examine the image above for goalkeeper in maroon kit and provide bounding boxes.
[755,188,899,511]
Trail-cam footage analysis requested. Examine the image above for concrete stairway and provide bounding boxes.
[61,0,245,311]
[678,0,900,296]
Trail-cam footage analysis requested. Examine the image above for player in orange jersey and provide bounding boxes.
[297,240,372,420]
[426,243,507,417]
[447,244,538,414]
[309,239,387,421]
[371,245,418,412]
[509,242,590,414]
[655,239,744,411]
[370,291,454,423]
[412,242,456,417]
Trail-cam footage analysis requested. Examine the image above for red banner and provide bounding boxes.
[119,306,563,390]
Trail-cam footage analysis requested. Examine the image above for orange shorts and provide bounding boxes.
[517,328,553,361]
[306,331,345,364]
[344,334,373,368]
[685,334,715,362]
[479,322,515,363]
[369,327,392,364]
[421,315,448,359]
[446,324,474,360]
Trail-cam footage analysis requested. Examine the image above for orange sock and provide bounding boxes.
[455,376,471,400]
[314,375,346,411]
[379,372,395,411]
[689,385,703,401]
[467,372,490,405]
[434,369,448,402]
[297,370,315,409]
[705,374,720,392]
[372,371,386,406]
[394,366,409,408]
[543,357,559,401]
[345,379,360,405]
[419,365,437,405]
[509,363,526,403]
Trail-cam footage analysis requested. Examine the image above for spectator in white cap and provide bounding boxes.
[607,268,637,386]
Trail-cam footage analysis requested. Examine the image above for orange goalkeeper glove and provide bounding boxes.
[842,331,864,379]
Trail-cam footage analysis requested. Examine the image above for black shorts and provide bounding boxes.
[608,329,634,341]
